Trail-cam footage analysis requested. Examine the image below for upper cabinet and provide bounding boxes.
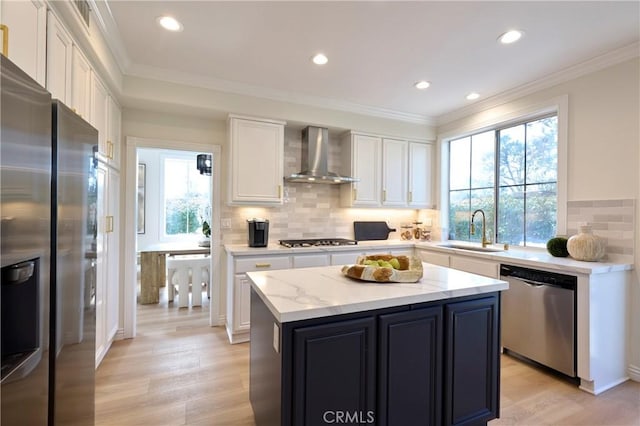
[340,132,382,207]
[341,131,434,208]
[90,73,109,158]
[70,45,91,119]
[46,11,72,103]
[107,95,122,169]
[90,73,121,169]
[408,141,434,208]
[382,138,409,207]
[228,115,286,205]
[0,0,47,86]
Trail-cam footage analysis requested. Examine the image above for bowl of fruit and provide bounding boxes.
[341,254,423,283]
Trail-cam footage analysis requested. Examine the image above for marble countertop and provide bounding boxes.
[224,239,415,256]
[224,239,632,275]
[247,263,508,323]
[414,242,633,275]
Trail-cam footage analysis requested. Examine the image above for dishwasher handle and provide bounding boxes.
[512,277,546,288]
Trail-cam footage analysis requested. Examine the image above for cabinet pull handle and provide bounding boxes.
[107,141,114,159]
[382,189,387,202]
[278,184,282,198]
[353,188,357,201]
[106,216,114,233]
[255,263,271,268]
[0,24,8,57]
[408,191,413,203]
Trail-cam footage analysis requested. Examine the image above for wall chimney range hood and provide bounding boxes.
[285,126,358,184]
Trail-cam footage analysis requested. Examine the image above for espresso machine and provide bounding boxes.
[247,219,269,247]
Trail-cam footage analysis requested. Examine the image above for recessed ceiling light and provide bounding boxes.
[312,53,328,65]
[157,16,183,32]
[466,92,480,100]
[415,80,431,90]
[498,30,523,44]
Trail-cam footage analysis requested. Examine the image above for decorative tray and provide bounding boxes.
[341,254,423,283]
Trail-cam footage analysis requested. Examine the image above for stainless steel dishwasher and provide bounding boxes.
[500,264,577,377]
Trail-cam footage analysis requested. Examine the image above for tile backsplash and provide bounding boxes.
[220,127,437,245]
[566,199,635,263]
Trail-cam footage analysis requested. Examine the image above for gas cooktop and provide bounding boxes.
[279,238,358,248]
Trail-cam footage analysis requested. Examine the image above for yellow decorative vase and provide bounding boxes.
[567,225,605,261]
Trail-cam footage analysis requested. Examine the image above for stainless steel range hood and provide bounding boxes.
[285,126,358,184]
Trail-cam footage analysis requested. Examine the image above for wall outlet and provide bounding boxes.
[221,218,231,229]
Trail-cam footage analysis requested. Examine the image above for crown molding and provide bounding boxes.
[436,42,640,127]
[89,0,131,75]
[125,63,435,126]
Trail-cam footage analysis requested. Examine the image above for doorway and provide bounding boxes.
[123,137,222,338]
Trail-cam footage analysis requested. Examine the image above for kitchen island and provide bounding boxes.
[247,263,509,426]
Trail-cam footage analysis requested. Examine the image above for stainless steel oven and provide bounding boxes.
[500,264,577,378]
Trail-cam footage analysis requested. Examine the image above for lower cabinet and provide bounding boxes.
[250,291,500,426]
[292,317,376,426]
[444,297,500,426]
[378,306,443,426]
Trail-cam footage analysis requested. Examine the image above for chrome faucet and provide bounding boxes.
[471,209,491,248]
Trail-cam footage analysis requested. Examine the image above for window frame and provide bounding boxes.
[158,151,212,243]
[438,95,568,248]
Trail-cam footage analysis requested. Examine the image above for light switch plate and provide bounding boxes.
[221,218,231,229]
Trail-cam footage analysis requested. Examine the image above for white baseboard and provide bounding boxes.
[629,364,640,382]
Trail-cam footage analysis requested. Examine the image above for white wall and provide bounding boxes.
[438,57,640,380]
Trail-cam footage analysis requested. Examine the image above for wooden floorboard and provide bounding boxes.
[96,288,640,425]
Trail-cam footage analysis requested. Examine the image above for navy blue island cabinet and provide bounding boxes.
[250,289,500,426]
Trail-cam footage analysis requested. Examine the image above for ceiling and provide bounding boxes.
[102,1,640,123]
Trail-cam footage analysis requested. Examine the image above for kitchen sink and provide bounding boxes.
[437,242,504,253]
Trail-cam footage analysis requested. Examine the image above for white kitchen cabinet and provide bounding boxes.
[0,0,46,86]
[90,73,121,169]
[90,73,108,159]
[107,96,122,169]
[226,253,291,343]
[416,249,450,267]
[382,138,408,207]
[46,10,72,104]
[408,142,434,208]
[340,132,382,207]
[292,254,330,268]
[449,254,499,278]
[95,163,120,366]
[330,251,363,265]
[228,115,286,205]
[71,45,91,119]
[233,275,252,334]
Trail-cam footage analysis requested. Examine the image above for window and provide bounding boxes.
[448,115,558,247]
[163,156,210,237]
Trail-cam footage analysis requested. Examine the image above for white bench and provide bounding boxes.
[166,255,210,308]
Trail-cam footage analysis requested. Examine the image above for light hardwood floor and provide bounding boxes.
[96,290,640,425]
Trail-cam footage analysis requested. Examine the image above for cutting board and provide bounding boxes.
[354,221,397,241]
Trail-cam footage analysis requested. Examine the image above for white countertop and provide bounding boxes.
[247,263,508,323]
[414,242,633,275]
[224,239,414,255]
[224,239,633,275]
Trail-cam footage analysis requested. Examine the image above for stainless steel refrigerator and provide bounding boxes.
[1,55,97,425]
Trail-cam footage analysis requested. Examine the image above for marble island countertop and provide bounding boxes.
[247,263,508,323]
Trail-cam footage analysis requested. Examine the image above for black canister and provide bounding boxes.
[247,218,269,247]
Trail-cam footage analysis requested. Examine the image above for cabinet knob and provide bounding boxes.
[0,24,8,57]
